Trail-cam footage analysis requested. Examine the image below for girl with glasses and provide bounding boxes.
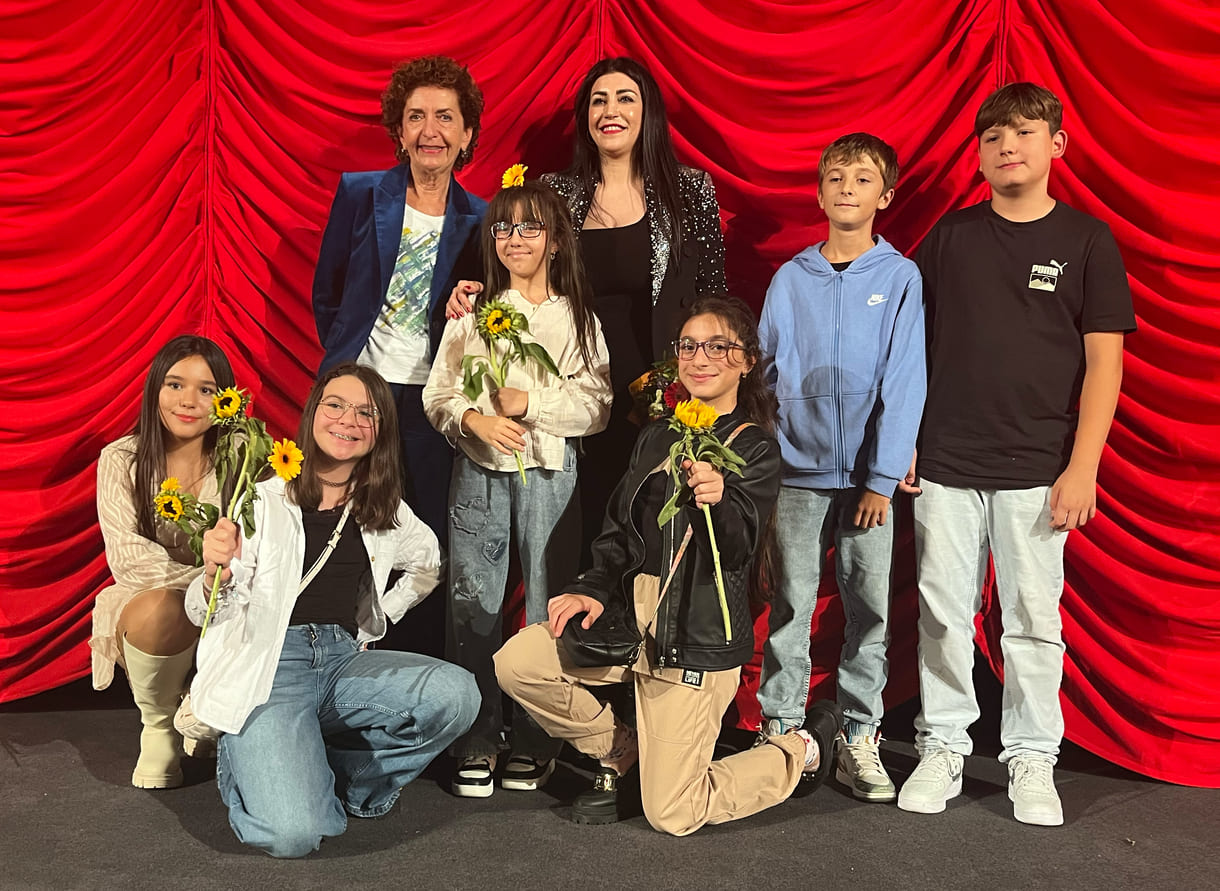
[495,296,841,835]
[184,362,479,858]
[423,178,612,798]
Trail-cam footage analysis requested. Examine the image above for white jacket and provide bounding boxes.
[185,476,442,734]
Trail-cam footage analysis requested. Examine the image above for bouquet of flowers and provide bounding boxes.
[155,386,302,636]
[656,398,747,642]
[460,298,559,485]
[627,358,689,425]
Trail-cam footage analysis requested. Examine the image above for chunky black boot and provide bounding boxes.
[572,766,622,824]
[800,699,844,792]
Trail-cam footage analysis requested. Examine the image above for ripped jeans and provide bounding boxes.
[446,446,579,760]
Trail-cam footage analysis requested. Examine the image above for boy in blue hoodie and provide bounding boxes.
[755,133,925,802]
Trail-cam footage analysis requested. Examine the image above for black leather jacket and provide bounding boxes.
[567,409,780,672]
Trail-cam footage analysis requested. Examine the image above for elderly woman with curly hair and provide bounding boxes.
[313,55,487,653]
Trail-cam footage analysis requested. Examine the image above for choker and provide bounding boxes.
[319,476,352,489]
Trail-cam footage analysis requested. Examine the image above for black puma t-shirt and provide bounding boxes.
[915,201,1135,488]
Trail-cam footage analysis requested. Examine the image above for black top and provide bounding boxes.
[916,201,1136,488]
[290,505,370,638]
[580,218,653,396]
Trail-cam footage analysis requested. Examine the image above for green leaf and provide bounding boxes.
[520,340,560,377]
[461,355,489,401]
[240,492,257,537]
[657,438,691,527]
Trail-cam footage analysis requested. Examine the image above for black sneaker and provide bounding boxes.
[452,756,495,798]
[796,700,844,793]
[501,755,556,791]
[571,766,641,824]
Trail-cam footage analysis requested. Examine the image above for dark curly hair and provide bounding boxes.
[381,55,484,170]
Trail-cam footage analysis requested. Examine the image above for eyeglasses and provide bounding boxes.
[491,221,546,240]
[672,338,745,361]
[319,399,379,427]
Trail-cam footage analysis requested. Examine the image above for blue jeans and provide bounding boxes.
[912,480,1067,762]
[446,448,578,759]
[216,625,478,858]
[757,485,895,731]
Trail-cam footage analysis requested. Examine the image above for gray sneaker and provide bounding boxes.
[1008,756,1063,826]
[836,732,897,801]
[897,749,964,814]
[753,716,802,748]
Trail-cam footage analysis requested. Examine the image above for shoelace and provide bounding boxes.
[845,739,885,774]
[1011,759,1055,793]
[916,750,960,781]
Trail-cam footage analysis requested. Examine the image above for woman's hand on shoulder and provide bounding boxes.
[547,593,604,638]
[445,281,483,319]
[201,518,240,589]
[682,458,724,507]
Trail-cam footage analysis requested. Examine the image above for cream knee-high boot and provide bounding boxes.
[122,639,195,789]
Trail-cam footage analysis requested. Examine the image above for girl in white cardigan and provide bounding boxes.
[188,362,478,858]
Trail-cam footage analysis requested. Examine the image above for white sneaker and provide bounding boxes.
[836,732,897,802]
[897,749,964,814]
[1008,756,1063,826]
[452,756,496,798]
[500,755,555,791]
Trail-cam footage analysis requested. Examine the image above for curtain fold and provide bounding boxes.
[2,0,1216,787]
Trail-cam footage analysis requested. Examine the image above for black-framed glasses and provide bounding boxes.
[490,221,546,240]
[672,338,744,361]
[319,399,379,427]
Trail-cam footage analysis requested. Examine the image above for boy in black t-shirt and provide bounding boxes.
[898,83,1136,826]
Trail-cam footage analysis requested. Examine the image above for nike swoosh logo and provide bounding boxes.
[867,294,887,306]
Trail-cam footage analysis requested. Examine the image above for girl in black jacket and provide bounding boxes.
[494,296,841,835]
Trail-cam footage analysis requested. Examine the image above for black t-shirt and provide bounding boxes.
[290,505,370,638]
[916,200,1135,488]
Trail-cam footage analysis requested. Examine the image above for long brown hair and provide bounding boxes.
[677,296,779,603]
[480,180,599,369]
[287,363,403,531]
[132,336,235,540]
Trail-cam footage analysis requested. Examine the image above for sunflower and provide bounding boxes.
[672,398,718,432]
[501,163,528,189]
[268,438,304,482]
[213,387,243,420]
[154,493,185,522]
[477,300,519,340]
[159,477,181,494]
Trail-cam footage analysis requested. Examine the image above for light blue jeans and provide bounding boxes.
[757,485,895,732]
[216,625,479,858]
[447,446,578,759]
[912,480,1067,762]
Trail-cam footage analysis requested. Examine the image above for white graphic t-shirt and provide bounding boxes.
[358,203,445,385]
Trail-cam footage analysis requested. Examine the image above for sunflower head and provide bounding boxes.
[159,477,181,494]
[476,299,519,341]
[154,493,185,522]
[212,387,244,421]
[672,398,718,432]
[501,163,528,189]
[269,438,304,482]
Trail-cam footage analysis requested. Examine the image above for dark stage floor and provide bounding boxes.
[1,666,1214,891]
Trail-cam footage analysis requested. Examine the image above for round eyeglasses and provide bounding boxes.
[491,221,546,240]
[672,338,744,361]
[319,399,379,427]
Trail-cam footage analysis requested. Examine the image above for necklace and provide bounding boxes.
[319,476,352,489]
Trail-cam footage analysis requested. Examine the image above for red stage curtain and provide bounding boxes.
[2,0,1217,787]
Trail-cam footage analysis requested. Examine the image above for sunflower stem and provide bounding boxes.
[200,431,254,638]
[701,502,732,643]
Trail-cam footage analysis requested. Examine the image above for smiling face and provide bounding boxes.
[978,116,1066,196]
[587,72,643,160]
[494,204,550,291]
[399,85,472,178]
[312,375,378,474]
[157,355,217,447]
[676,313,754,415]
[818,154,894,232]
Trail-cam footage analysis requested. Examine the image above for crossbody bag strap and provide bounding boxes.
[298,501,352,593]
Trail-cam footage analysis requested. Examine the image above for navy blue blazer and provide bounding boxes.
[312,164,487,373]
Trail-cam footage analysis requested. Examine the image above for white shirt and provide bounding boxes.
[422,289,613,472]
[185,476,442,734]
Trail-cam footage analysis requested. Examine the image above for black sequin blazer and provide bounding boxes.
[542,166,727,359]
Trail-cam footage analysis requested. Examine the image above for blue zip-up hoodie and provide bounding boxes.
[759,235,926,496]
